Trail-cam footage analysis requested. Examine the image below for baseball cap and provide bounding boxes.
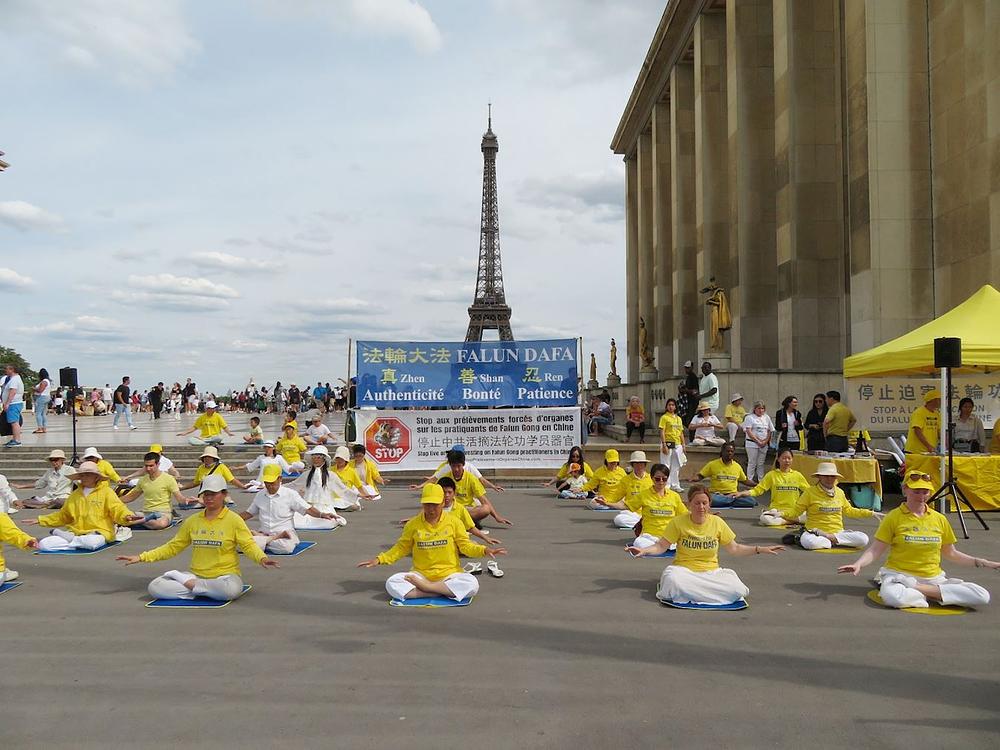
[421,484,445,504]
[261,464,283,483]
[198,474,228,495]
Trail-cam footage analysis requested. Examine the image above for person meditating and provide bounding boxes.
[293,446,353,523]
[357,484,506,602]
[1,512,39,584]
[615,463,687,549]
[438,477,502,547]
[241,464,341,553]
[628,484,783,605]
[303,414,333,446]
[412,445,506,494]
[275,424,307,473]
[351,444,386,501]
[689,402,725,446]
[238,441,291,492]
[439,449,512,527]
[693,442,757,508]
[590,451,653,520]
[119,452,196,530]
[581,449,627,505]
[540,446,593,493]
[121,444,181,485]
[732,448,809,526]
[179,446,247,502]
[11,449,74,509]
[22,461,143,551]
[82,447,122,485]
[838,471,996,608]
[116,474,280,601]
[781,462,880,550]
[177,400,235,446]
[331,446,377,505]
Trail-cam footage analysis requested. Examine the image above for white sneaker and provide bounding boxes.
[115,525,133,542]
[129,425,138,430]
[113,425,119,430]
[3,570,18,582]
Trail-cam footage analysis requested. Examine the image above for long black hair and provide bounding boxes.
[565,445,584,466]
[306,457,329,489]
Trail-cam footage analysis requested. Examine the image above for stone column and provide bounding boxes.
[727,0,778,368]
[694,12,731,366]
[636,128,656,378]
[624,154,640,382]
[670,62,699,371]
[773,0,846,369]
[651,99,674,378]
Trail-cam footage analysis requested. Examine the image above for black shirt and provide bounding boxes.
[114,384,130,405]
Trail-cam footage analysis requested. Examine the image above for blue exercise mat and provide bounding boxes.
[35,540,121,555]
[0,581,23,595]
[590,507,617,513]
[146,584,252,608]
[660,598,747,611]
[132,519,181,531]
[644,549,676,559]
[389,596,472,608]
[281,472,301,479]
[239,541,316,556]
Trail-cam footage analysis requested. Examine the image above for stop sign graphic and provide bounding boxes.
[364,417,412,464]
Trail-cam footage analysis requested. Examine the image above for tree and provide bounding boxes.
[0,346,39,405]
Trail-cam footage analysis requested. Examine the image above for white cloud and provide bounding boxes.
[228,340,269,353]
[518,171,623,221]
[110,290,232,312]
[17,315,123,339]
[292,298,371,314]
[128,274,240,299]
[8,0,200,86]
[415,284,475,303]
[191,251,282,273]
[0,200,65,232]
[0,267,35,291]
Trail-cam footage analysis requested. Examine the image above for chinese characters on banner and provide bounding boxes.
[355,340,578,408]
[852,376,1000,432]
[355,408,582,470]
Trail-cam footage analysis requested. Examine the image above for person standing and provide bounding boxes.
[101,383,114,414]
[804,394,828,452]
[775,395,803,451]
[679,361,700,427]
[112,376,137,431]
[904,390,941,454]
[822,391,855,453]
[698,362,720,414]
[31,368,51,434]
[741,401,774,483]
[149,382,164,420]
[2,363,25,447]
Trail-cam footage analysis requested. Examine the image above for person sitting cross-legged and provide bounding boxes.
[781,462,881,550]
[357,484,506,602]
[618,463,687,550]
[351,443,387,500]
[237,441,291,492]
[590,450,653,519]
[693,442,757,508]
[838,470,997,608]
[1,512,39,584]
[732,447,809,526]
[116,474,280,601]
[22,461,144,551]
[178,447,247,502]
[119,452,197,530]
[580,449,627,505]
[177,400,234,446]
[11,449,75,509]
[276,424,308,473]
[438,449,512,527]
[293,446,356,521]
[241,464,342,553]
[302,414,333,446]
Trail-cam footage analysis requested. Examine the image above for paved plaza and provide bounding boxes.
[2,439,999,748]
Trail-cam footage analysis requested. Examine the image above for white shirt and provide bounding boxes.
[247,485,311,534]
[244,454,291,482]
[2,374,24,406]
[102,387,113,402]
[432,462,483,480]
[307,423,331,440]
[742,412,775,443]
[34,465,75,500]
[157,456,175,473]
[295,468,357,511]
[699,372,719,411]
[0,474,16,514]
[690,414,722,442]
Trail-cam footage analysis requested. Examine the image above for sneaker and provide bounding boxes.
[3,570,19,582]
[129,425,138,430]
[4,440,21,447]
[115,526,133,542]
[113,425,119,430]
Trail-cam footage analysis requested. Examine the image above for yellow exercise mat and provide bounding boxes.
[810,547,856,554]
[866,589,969,616]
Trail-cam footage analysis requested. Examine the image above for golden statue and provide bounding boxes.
[589,353,597,383]
[638,317,654,368]
[609,338,618,376]
[701,278,732,352]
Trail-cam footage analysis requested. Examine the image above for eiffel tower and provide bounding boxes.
[466,105,514,342]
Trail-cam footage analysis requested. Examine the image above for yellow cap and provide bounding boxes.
[261,464,283,483]
[148,443,163,454]
[923,389,940,402]
[903,470,935,491]
[604,449,620,462]
[420,484,445,504]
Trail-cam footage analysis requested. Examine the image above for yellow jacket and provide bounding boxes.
[96,459,121,484]
[138,507,265,578]
[37,484,133,541]
[788,484,874,533]
[1,513,34,572]
[378,513,485,581]
[582,465,627,495]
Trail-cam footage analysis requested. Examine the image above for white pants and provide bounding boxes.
[188,436,225,446]
[633,533,675,550]
[876,567,990,608]
[745,442,768,482]
[385,571,479,601]
[38,531,106,551]
[293,512,341,529]
[691,436,726,446]
[332,495,362,511]
[658,446,686,491]
[800,529,869,549]
[287,461,305,472]
[253,529,300,554]
[760,508,805,526]
[614,510,641,529]
[727,422,740,442]
[657,565,749,605]
[361,483,381,501]
[148,572,244,601]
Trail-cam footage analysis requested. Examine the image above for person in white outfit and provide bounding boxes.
[121,443,181,487]
[839,471,997,608]
[351,444,386,501]
[11,450,76,509]
[240,464,342,553]
[657,398,686,492]
[741,401,775,483]
[293,446,358,524]
[782,462,881,550]
[689,402,725,446]
[0,473,18,515]
[303,414,333,446]
[628,484,783,605]
[238,441,291,492]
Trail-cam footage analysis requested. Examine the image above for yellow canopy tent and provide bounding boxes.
[843,284,1000,378]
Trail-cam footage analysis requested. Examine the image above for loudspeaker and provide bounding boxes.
[59,367,78,388]
[933,337,962,369]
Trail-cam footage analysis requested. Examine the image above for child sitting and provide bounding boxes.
[558,463,590,499]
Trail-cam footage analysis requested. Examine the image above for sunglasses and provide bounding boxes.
[907,472,932,482]
[652,475,669,482]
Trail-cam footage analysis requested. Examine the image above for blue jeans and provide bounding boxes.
[34,395,50,428]
[113,403,134,427]
[711,493,757,509]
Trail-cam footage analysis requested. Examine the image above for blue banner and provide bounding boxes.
[356,339,579,408]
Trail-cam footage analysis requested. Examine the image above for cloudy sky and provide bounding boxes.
[0,0,663,393]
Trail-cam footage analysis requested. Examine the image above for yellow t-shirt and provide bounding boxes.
[605,471,653,504]
[875,504,956,579]
[749,469,809,515]
[663,514,736,572]
[378,512,485,581]
[136,472,180,514]
[139,507,265,578]
[334,463,365,491]
[194,412,228,439]
[626,488,687,538]
[354,456,383,485]
[37,484,134,541]
[276,436,307,464]
[1,512,34,573]
[905,406,940,453]
[556,462,594,480]
[658,413,684,445]
[194,462,236,485]
[824,402,854,437]
[582,465,627,495]
[698,459,747,495]
[96,459,121,484]
[445,502,475,531]
[790,484,874,533]
[444,470,486,507]
[724,403,747,425]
